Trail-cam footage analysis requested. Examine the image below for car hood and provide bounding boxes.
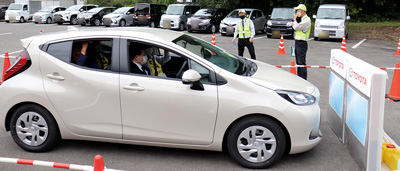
[192,15,211,19]
[104,13,121,18]
[316,19,344,26]
[222,17,241,25]
[79,13,95,18]
[34,12,49,16]
[162,15,180,20]
[270,19,292,24]
[55,11,77,15]
[245,60,316,94]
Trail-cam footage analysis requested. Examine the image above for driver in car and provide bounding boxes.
[143,47,171,77]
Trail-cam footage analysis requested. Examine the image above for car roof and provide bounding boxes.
[319,4,347,9]
[168,4,200,6]
[23,27,184,48]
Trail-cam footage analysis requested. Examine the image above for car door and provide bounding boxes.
[126,7,135,25]
[39,37,122,139]
[119,38,218,145]
[22,4,29,20]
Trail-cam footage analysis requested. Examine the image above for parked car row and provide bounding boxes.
[1,2,350,40]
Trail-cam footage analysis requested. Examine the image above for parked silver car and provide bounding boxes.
[33,6,66,24]
[220,8,267,36]
[103,7,135,27]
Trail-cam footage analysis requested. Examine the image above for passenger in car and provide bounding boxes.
[72,41,111,70]
[130,49,151,75]
[144,47,171,77]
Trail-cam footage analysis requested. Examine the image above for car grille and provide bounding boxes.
[321,25,338,29]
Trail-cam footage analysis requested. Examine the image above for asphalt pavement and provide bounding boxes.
[0,20,399,171]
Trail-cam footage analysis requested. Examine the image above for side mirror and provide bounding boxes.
[79,9,84,12]
[126,12,130,15]
[182,69,204,91]
[51,10,56,13]
[346,16,350,20]
[186,11,190,15]
[313,15,316,19]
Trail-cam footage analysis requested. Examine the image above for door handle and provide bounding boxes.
[122,84,145,91]
[47,73,65,81]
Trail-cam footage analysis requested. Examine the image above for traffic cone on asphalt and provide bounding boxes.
[386,63,400,101]
[276,34,287,55]
[290,60,297,75]
[393,39,400,56]
[211,33,216,45]
[93,155,105,171]
[1,52,11,83]
[341,36,347,52]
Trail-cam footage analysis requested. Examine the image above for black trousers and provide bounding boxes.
[295,40,308,80]
[238,38,256,60]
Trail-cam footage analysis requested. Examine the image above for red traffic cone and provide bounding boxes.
[290,60,297,75]
[40,30,42,35]
[93,155,105,171]
[276,34,287,55]
[341,36,347,52]
[211,33,216,45]
[386,63,400,101]
[1,52,11,83]
[393,39,400,56]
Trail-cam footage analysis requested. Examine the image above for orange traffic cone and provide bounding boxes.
[290,60,297,75]
[93,155,105,171]
[341,36,347,52]
[40,30,42,35]
[276,34,287,55]
[1,52,11,83]
[386,63,400,101]
[393,39,400,56]
[211,33,216,45]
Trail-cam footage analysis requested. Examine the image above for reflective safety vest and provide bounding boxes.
[294,16,311,41]
[237,19,251,39]
[147,58,163,76]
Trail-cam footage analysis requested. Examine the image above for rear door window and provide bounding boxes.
[45,41,73,63]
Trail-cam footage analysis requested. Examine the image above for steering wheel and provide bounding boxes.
[176,60,188,78]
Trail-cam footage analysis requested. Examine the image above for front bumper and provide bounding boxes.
[54,15,70,23]
[219,24,236,35]
[33,15,49,23]
[5,14,21,22]
[187,22,211,32]
[314,27,345,39]
[266,26,294,37]
[160,19,180,29]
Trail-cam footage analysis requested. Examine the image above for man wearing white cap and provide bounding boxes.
[232,9,256,60]
[293,4,311,80]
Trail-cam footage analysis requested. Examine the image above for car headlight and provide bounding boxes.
[187,18,191,24]
[267,20,272,26]
[286,22,293,27]
[276,90,316,106]
[339,22,345,29]
[201,19,210,24]
[315,21,320,28]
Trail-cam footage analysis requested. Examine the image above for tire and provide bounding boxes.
[211,24,217,33]
[105,25,110,27]
[149,21,155,28]
[267,34,272,38]
[6,20,9,23]
[227,116,286,169]
[57,22,63,25]
[34,22,38,24]
[179,22,185,31]
[19,17,24,23]
[10,104,60,152]
[46,17,52,24]
[94,18,101,26]
[221,32,226,36]
[119,19,126,27]
[81,24,86,26]
[314,37,318,41]
[70,16,77,25]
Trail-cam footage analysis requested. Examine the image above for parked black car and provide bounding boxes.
[265,7,295,38]
[133,3,167,27]
[77,7,115,26]
[187,8,229,33]
[0,5,8,20]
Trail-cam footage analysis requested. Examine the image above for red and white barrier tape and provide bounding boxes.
[0,157,122,171]
[275,65,398,70]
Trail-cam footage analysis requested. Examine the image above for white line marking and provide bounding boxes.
[254,36,268,40]
[0,32,12,36]
[0,50,23,57]
[352,39,367,49]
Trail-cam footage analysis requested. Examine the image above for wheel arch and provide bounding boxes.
[222,114,291,155]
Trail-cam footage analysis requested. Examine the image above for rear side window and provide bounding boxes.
[46,41,73,63]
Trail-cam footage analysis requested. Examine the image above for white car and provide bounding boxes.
[0,28,322,169]
[53,4,97,25]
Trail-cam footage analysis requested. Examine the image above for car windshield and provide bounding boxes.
[227,10,251,18]
[135,4,149,14]
[39,7,54,12]
[317,8,346,19]
[88,8,103,13]
[173,34,247,75]
[66,5,81,11]
[166,6,184,15]
[113,7,130,14]
[271,8,294,20]
[8,4,22,10]
[194,9,216,17]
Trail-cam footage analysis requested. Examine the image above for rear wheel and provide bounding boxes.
[227,116,286,169]
[211,24,217,33]
[10,104,60,152]
[179,22,185,31]
[149,21,156,28]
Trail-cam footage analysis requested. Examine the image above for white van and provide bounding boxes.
[5,3,30,23]
[313,4,350,40]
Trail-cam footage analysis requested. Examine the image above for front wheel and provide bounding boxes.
[70,16,77,25]
[211,24,217,33]
[93,18,101,26]
[227,116,286,169]
[46,17,52,24]
[19,17,24,23]
[10,104,60,152]
[119,19,126,27]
